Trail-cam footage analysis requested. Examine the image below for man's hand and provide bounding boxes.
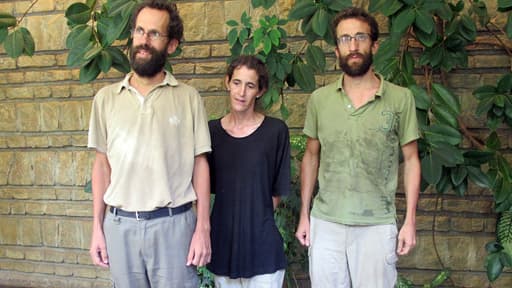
[186,228,211,267]
[397,222,416,255]
[89,229,109,268]
[295,215,311,247]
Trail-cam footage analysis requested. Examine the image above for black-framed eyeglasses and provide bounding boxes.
[337,33,370,45]
[131,27,168,41]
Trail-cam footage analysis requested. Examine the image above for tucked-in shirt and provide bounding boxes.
[88,71,211,211]
[207,116,290,278]
[303,73,419,225]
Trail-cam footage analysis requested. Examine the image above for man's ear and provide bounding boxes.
[371,40,379,55]
[167,39,179,55]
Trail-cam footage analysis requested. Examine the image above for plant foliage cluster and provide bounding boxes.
[2,0,512,285]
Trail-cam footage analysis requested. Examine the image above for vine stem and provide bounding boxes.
[432,193,456,286]
[16,0,39,26]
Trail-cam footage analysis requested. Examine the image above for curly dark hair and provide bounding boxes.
[131,0,184,44]
[331,7,379,43]
[226,55,269,93]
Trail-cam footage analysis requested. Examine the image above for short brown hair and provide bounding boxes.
[331,7,379,43]
[131,0,184,44]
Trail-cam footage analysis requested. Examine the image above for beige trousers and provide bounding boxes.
[309,216,398,288]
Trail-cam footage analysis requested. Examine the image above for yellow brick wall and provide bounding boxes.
[0,0,511,287]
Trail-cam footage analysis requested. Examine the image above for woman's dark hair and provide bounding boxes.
[331,7,379,43]
[226,55,269,93]
[131,0,184,44]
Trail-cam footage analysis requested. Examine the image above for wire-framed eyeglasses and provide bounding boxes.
[131,27,168,41]
[337,33,371,45]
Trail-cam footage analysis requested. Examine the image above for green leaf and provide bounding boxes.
[374,0,403,17]
[0,27,7,43]
[495,177,511,204]
[415,9,434,33]
[83,44,102,61]
[460,15,477,41]
[432,142,465,167]
[487,131,501,151]
[227,28,238,46]
[226,20,238,27]
[106,0,136,17]
[432,104,458,128]
[65,3,92,25]
[79,58,101,83]
[0,13,16,29]
[280,103,289,120]
[414,23,438,47]
[305,44,325,73]
[311,9,328,37]
[292,62,316,92]
[4,29,24,58]
[467,166,492,188]
[67,41,93,67]
[430,269,451,287]
[98,50,112,73]
[473,85,498,100]
[328,0,352,11]
[463,150,495,165]
[106,47,130,73]
[97,12,130,47]
[263,37,272,54]
[409,85,431,110]
[498,73,512,93]
[269,29,280,46]
[20,27,34,56]
[506,14,512,39]
[432,83,461,114]
[486,252,504,281]
[66,24,93,49]
[436,172,453,194]
[239,28,249,45]
[288,0,317,20]
[392,8,416,34]
[486,241,504,253]
[374,36,401,66]
[498,0,512,11]
[424,123,462,145]
[451,165,468,186]
[84,179,92,193]
[421,154,443,184]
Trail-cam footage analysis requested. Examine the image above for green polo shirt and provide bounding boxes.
[303,73,419,225]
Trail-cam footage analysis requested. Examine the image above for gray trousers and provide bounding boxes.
[104,209,199,288]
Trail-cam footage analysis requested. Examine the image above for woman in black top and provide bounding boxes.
[207,55,290,287]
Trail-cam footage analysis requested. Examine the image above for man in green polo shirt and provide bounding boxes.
[295,7,420,288]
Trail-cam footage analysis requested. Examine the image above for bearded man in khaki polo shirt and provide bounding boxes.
[87,1,211,287]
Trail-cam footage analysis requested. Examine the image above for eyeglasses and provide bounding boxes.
[131,27,168,41]
[337,33,371,45]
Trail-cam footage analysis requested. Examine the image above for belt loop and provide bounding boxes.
[112,207,117,216]
[135,211,141,221]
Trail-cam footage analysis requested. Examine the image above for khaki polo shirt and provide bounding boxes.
[88,71,211,211]
[304,73,419,225]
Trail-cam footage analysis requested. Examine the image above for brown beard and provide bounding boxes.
[339,51,373,77]
[129,44,168,77]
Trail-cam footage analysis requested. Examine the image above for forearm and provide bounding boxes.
[192,154,210,232]
[91,152,111,230]
[300,146,319,217]
[402,142,420,226]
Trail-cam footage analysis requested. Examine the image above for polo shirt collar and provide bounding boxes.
[337,72,386,99]
[116,70,179,93]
